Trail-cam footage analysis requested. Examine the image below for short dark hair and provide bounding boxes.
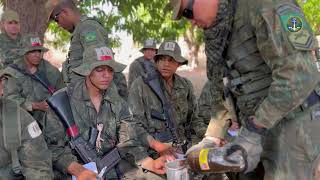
[60,0,78,11]
[53,0,79,16]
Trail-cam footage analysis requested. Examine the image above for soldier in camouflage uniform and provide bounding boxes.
[128,39,157,89]
[43,44,137,179]
[0,9,22,67]
[0,68,53,179]
[170,0,320,179]
[3,34,64,126]
[45,0,128,100]
[113,52,129,101]
[124,41,203,179]
[0,9,22,96]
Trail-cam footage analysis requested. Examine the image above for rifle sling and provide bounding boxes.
[142,61,181,145]
[2,99,22,175]
[9,64,55,94]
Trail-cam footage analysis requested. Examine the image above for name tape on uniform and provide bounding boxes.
[27,121,42,138]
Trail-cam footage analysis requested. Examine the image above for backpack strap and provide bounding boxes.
[2,99,22,175]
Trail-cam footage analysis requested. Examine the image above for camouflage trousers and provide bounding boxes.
[261,103,320,180]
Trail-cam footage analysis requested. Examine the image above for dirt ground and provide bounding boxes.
[176,67,208,98]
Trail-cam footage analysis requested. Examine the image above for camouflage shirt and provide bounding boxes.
[63,15,108,84]
[63,15,128,100]
[205,0,320,129]
[43,80,134,178]
[3,59,64,125]
[193,80,224,138]
[0,33,22,67]
[113,72,128,101]
[128,56,155,90]
[126,74,200,163]
[0,98,53,179]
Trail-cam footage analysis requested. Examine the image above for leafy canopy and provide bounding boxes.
[46,0,202,49]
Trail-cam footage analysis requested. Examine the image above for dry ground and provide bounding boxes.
[176,67,207,98]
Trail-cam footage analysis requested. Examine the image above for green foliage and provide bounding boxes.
[46,0,203,49]
[299,0,320,35]
[46,23,70,52]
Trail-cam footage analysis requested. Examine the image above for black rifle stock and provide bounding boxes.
[46,91,121,172]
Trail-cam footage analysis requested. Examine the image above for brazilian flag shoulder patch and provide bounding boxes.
[276,3,313,50]
[84,31,97,43]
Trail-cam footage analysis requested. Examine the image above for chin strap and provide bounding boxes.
[87,76,107,98]
[88,76,101,90]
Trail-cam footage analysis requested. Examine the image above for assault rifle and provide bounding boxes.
[142,61,190,153]
[46,91,121,173]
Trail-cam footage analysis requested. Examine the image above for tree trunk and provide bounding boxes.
[183,26,200,69]
[5,0,49,41]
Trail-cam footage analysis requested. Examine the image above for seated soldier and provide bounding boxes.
[0,68,53,179]
[124,41,205,179]
[128,38,157,89]
[46,0,128,101]
[43,44,137,179]
[0,9,22,67]
[3,34,64,127]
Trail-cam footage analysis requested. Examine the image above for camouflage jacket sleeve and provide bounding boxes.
[252,3,319,128]
[193,81,212,138]
[113,72,128,101]
[126,78,154,164]
[183,79,204,139]
[2,75,31,110]
[55,74,65,91]
[19,107,53,179]
[128,60,141,90]
[204,25,229,128]
[79,19,108,49]
[47,62,65,91]
[42,108,77,174]
[117,100,139,160]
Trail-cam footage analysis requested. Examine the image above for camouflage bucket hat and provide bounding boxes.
[0,64,16,78]
[139,39,158,53]
[154,41,188,65]
[19,34,48,56]
[1,9,20,22]
[72,44,126,76]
